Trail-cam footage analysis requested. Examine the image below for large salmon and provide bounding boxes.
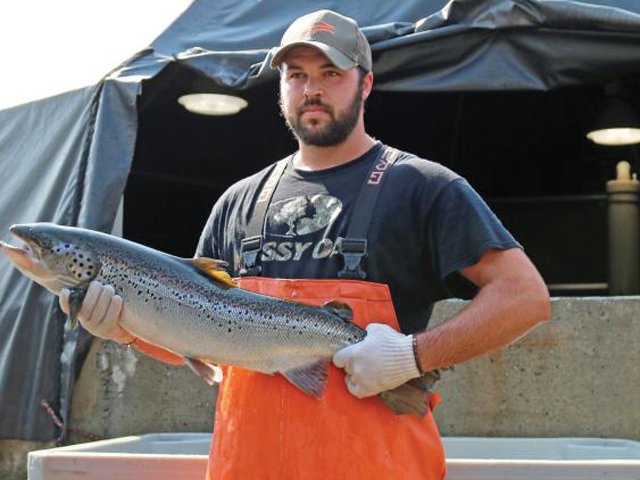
[1,223,438,415]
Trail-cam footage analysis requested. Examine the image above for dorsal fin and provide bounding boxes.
[322,300,353,322]
[190,257,237,288]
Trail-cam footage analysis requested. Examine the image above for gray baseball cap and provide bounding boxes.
[270,10,372,72]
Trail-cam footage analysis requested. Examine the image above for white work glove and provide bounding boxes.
[59,280,133,344]
[333,323,421,398]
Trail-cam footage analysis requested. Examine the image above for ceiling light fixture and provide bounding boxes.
[586,86,640,146]
[178,93,248,116]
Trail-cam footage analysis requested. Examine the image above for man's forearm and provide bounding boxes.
[415,273,550,372]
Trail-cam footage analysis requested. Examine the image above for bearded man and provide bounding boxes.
[61,9,550,480]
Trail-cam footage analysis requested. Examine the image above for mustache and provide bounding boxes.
[297,99,334,115]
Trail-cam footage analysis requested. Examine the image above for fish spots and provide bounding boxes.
[50,241,98,282]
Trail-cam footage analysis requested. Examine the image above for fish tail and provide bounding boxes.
[378,370,441,416]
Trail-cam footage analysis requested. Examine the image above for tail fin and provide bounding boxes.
[378,370,441,416]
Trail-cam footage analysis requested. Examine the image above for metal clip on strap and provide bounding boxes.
[336,145,400,280]
[239,236,262,276]
[239,158,290,277]
[338,238,367,279]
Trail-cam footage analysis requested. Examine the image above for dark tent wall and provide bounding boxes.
[1,0,640,442]
[128,0,640,284]
[0,87,102,440]
[130,68,638,291]
[0,73,154,440]
[0,89,89,440]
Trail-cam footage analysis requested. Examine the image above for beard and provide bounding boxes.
[280,81,364,147]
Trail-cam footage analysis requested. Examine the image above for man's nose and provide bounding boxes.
[304,77,323,98]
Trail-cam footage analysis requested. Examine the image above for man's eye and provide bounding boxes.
[290,73,304,80]
[325,71,340,77]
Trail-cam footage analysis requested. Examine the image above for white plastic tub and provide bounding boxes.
[28,434,640,480]
[444,437,640,479]
[28,434,210,480]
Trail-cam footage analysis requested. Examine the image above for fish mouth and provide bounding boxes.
[0,237,37,273]
[0,225,44,269]
[2,223,84,294]
[0,240,30,255]
[7,225,41,259]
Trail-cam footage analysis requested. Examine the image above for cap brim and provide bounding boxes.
[270,41,356,70]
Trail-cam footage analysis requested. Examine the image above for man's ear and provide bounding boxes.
[363,71,374,100]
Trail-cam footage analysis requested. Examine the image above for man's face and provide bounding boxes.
[279,47,370,147]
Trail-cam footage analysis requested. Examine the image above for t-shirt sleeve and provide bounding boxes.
[195,214,216,258]
[195,199,225,259]
[428,178,521,282]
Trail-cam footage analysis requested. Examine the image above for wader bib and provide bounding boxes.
[206,145,446,480]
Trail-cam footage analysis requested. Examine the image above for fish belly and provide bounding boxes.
[119,298,341,374]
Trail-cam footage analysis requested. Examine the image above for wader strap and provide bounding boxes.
[338,146,401,280]
[240,146,401,279]
[239,158,290,276]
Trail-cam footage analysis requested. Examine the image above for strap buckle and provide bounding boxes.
[338,238,367,280]
[239,236,263,276]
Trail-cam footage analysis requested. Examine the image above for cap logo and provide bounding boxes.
[309,20,336,34]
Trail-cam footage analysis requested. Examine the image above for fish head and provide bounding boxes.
[0,223,101,294]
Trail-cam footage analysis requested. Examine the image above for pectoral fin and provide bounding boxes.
[282,359,330,398]
[67,287,88,329]
[183,357,223,386]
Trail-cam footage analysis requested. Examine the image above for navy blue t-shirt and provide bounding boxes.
[196,142,520,333]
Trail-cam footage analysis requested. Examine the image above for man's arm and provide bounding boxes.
[415,247,551,372]
[333,247,550,398]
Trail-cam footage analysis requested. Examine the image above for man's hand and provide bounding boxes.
[333,323,420,398]
[59,280,134,344]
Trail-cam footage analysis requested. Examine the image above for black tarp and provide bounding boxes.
[1,0,639,441]
[146,0,640,91]
[0,79,144,440]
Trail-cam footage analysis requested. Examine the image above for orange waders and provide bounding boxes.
[206,276,446,480]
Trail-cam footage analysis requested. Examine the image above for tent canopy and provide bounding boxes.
[138,0,640,91]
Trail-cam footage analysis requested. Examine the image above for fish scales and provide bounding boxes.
[80,234,362,373]
[1,223,436,416]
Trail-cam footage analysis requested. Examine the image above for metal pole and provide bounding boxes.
[607,161,640,294]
